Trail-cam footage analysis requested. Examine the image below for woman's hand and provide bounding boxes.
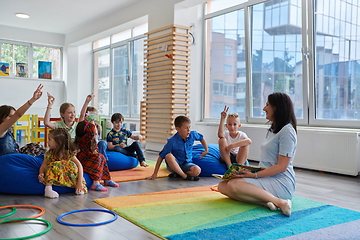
[38,173,45,183]
[230,170,255,179]
[47,92,55,107]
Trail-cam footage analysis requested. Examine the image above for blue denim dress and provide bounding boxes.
[0,129,19,156]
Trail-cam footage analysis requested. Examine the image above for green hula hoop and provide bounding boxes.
[0,205,16,219]
[0,218,52,240]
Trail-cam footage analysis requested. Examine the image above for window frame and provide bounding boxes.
[93,27,146,119]
[0,39,63,80]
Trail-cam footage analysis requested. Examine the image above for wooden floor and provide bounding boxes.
[1,150,360,239]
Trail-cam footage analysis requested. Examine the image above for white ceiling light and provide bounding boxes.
[16,13,30,19]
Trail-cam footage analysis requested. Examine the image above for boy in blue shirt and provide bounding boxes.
[107,113,149,167]
[147,116,209,181]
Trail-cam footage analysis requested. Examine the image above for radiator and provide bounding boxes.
[241,125,360,176]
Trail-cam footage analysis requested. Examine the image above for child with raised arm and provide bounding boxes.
[0,84,44,157]
[76,114,118,191]
[44,93,93,142]
[218,106,252,167]
[86,106,108,162]
[107,113,148,167]
[147,116,209,181]
[38,128,87,198]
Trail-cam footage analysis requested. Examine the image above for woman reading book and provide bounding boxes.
[218,92,297,217]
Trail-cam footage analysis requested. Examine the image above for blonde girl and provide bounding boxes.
[44,93,94,142]
[38,128,87,198]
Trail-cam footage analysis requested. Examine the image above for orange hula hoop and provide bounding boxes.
[0,205,45,221]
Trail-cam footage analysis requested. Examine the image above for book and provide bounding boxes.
[212,163,265,180]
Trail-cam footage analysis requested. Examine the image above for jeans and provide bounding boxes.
[97,140,109,162]
[113,141,145,163]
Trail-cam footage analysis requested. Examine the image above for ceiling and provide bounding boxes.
[0,0,142,34]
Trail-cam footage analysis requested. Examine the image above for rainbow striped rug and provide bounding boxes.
[94,186,360,240]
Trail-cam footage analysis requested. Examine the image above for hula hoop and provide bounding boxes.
[0,205,17,219]
[0,205,45,221]
[210,184,219,192]
[57,209,117,227]
[0,218,52,240]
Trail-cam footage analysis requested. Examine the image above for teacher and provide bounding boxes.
[218,92,297,217]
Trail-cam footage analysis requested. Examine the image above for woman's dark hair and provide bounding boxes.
[0,105,16,124]
[75,120,97,153]
[48,128,77,159]
[267,92,297,133]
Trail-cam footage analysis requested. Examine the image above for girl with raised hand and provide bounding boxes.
[44,93,93,142]
[75,114,118,191]
[38,128,87,198]
[0,84,44,157]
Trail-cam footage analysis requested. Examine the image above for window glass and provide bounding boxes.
[206,0,247,14]
[113,45,129,116]
[133,23,148,37]
[1,43,28,77]
[251,1,303,119]
[204,8,246,119]
[93,49,110,116]
[131,38,145,116]
[93,37,110,49]
[314,0,360,120]
[33,46,61,80]
[112,29,131,44]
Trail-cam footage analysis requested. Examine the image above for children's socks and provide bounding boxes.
[103,180,119,187]
[44,186,59,198]
[91,183,108,191]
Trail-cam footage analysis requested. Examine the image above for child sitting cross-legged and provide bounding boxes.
[147,116,209,181]
[107,113,149,167]
[75,115,118,191]
[218,106,252,167]
[38,128,87,198]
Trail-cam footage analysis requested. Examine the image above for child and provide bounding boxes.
[75,115,118,191]
[44,93,93,142]
[218,106,251,167]
[0,84,45,157]
[107,113,149,167]
[38,128,87,198]
[147,116,209,181]
[85,106,108,162]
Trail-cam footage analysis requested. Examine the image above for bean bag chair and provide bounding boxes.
[105,150,139,171]
[0,153,92,195]
[192,143,248,177]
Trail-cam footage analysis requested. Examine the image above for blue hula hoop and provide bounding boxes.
[57,209,117,227]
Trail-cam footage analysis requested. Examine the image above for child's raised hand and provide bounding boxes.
[85,93,95,103]
[47,92,55,106]
[38,173,45,183]
[221,105,229,120]
[32,84,44,101]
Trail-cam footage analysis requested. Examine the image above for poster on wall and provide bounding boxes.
[0,62,9,76]
[16,63,28,78]
[38,61,52,79]
[130,123,136,131]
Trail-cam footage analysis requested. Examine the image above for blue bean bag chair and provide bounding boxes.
[105,150,139,171]
[192,143,248,177]
[0,154,92,195]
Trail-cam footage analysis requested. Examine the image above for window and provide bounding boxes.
[204,8,246,119]
[203,0,360,127]
[0,40,62,79]
[93,23,147,118]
